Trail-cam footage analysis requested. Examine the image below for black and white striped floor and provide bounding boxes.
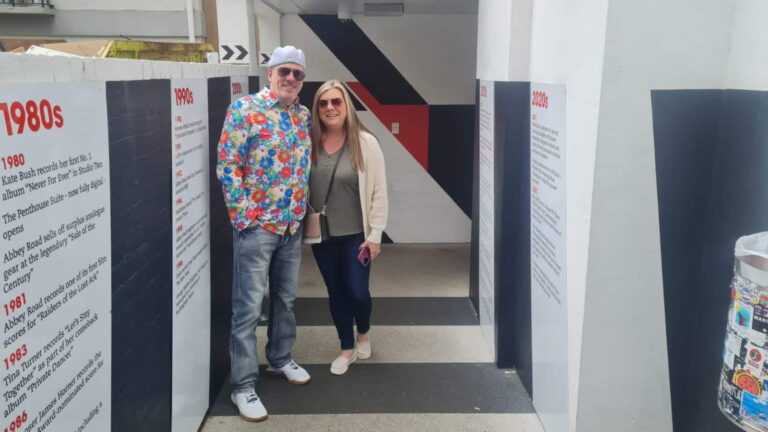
[201,245,544,432]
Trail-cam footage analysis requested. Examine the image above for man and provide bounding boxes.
[216,45,312,422]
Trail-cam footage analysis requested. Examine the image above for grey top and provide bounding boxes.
[309,144,364,237]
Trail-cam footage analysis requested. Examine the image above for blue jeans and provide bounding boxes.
[230,224,302,392]
[312,233,371,350]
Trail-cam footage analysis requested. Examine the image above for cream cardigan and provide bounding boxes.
[357,131,388,243]
[309,130,388,242]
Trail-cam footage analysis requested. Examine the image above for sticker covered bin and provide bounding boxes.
[720,232,768,431]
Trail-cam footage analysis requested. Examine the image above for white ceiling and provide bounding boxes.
[260,0,478,15]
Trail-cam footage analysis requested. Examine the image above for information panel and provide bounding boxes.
[0,82,111,432]
[170,79,211,432]
[478,80,495,359]
[530,83,568,432]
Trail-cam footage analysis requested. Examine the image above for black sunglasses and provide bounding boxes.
[318,98,343,108]
[276,67,306,81]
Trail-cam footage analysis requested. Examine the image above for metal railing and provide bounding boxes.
[0,0,54,8]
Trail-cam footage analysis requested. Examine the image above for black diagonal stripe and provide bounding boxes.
[428,104,475,217]
[381,231,393,244]
[298,81,366,111]
[301,14,426,105]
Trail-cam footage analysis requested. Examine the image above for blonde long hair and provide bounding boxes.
[310,80,367,172]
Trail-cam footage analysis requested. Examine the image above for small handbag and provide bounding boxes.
[303,145,346,244]
[303,212,322,244]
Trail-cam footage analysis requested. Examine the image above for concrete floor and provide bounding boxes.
[297,244,473,298]
[200,244,544,432]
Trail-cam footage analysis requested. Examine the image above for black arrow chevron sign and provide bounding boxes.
[221,44,249,62]
[235,45,247,60]
[221,45,234,60]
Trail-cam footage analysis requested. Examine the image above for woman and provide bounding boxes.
[309,80,388,375]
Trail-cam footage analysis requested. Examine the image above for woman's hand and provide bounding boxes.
[360,240,381,261]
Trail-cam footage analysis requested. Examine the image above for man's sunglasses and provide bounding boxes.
[318,98,344,108]
[276,67,306,81]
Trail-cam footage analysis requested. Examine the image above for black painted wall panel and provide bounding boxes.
[107,76,250,430]
[494,83,532,394]
[429,105,475,216]
[207,76,235,405]
[470,81,532,393]
[691,91,768,432]
[470,81,480,314]
[653,89,768,432]
[248,75,260,95]
[108,79,173,432]
[299,81,366,111]
[652,90,724,432]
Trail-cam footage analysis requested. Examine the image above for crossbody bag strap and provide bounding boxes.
[320,143,346,215]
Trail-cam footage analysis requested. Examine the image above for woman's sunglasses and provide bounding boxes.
[276,67,306,81]
[318,98,343,108]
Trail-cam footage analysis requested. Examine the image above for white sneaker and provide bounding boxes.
[330,353,357,375]
[230,390,268,422]
[265,360,311,384]
[357,338,371,359]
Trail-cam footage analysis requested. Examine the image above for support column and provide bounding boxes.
[253,0,282,77]
[215,0,259,75]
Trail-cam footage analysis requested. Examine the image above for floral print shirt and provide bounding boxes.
[216,87,312,234]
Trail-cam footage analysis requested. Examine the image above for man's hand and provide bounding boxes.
[360,240,381,261]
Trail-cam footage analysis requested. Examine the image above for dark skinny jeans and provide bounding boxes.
[312,233,372,350]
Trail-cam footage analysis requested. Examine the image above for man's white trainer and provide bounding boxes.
[230,390,268,422]
[265,360,311,384]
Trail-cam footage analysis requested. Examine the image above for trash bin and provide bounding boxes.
[719,232,768,431]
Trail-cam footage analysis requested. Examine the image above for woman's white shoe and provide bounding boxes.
[330,353,357,375]
[356,339,371,359]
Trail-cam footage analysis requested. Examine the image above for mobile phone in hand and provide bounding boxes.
[358,247,371,267]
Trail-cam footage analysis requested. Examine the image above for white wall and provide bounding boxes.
[725,0,768,90]
[577,1,735,431]
[254,0,281,73]
[479,1,609,429]
[215,0,259,74]
[527,1,609,431]
[476,0,531,82]
[356,14,477,105]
